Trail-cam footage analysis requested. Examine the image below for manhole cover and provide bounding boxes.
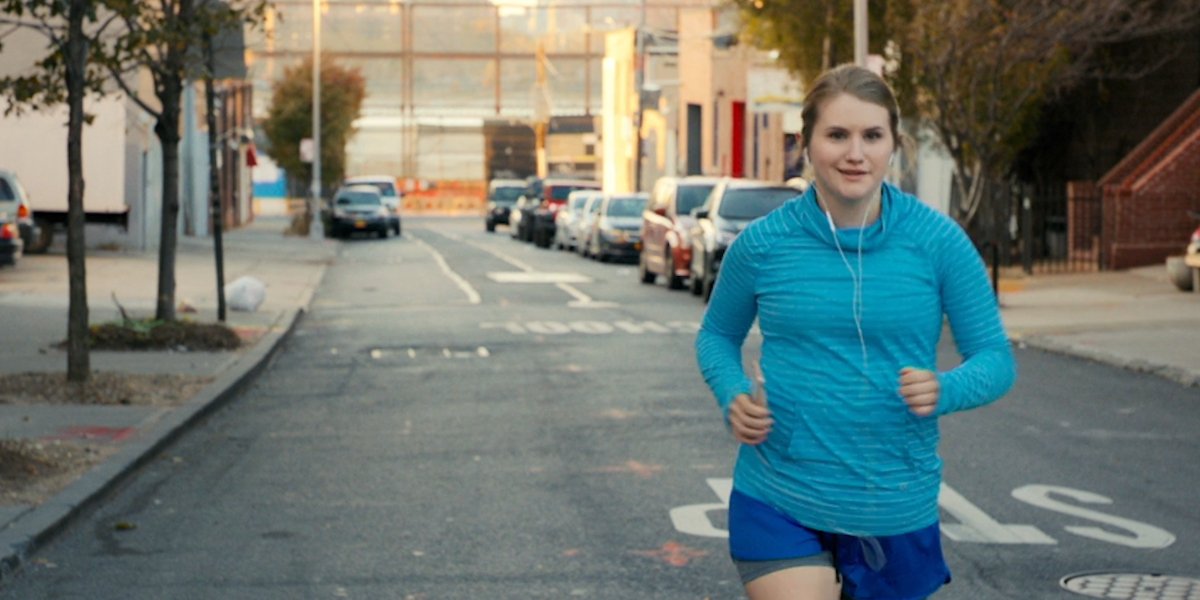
[1061,572,1200,599]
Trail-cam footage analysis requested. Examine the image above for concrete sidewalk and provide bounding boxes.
[1,216,1198,582]
[1001,265,1200,387]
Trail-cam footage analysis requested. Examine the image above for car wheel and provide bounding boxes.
[666,248,685,290]
[25,222,52,254]
[486,220,495,232]
[638,253,656,284]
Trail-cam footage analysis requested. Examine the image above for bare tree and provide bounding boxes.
[892,0,1200,227]
[96,0,266,321]
[0,0,122,382]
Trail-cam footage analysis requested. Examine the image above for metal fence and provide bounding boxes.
[1017,183,1103,273]
[972,180,1103,275]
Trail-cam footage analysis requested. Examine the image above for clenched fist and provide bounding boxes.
[899,367,940,417]
[728,392,772,445]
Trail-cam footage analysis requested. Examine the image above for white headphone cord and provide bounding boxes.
[825,196,873,373]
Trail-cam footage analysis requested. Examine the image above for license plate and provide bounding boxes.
[355,220,366,228]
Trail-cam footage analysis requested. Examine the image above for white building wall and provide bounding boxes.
[915,127,954,215]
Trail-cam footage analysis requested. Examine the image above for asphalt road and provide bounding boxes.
[2,216,1198,600]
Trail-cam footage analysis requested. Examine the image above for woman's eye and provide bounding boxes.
[865,130,884,141]
[827,131,847,140]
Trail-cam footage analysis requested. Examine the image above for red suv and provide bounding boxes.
[638,176,721,289]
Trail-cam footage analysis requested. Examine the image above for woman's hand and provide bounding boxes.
[899,367,940,417]
[729,393,772,445]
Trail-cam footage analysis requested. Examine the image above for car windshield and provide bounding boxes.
[606,196,647,217]
[0,178,15,201]
[569,195,589,211]
[550,185,595,201]
[490,187,523,204]
[677,184,716,215]
[336,191,381,206]
[717,188,797,220]
[358,181,396,196]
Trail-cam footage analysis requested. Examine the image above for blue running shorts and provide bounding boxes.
[728,489,951,600]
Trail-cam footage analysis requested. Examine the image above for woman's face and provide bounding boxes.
[806,93,895,207]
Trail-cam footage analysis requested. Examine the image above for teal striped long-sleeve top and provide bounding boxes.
[695,182,1016,536]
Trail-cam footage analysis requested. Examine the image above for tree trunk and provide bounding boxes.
[65,0,90,382]
[951,158,987,229]
[154,75,184,322]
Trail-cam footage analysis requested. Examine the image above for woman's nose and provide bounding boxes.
[846,139,865,162]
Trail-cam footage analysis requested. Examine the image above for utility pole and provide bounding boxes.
[633,0,646,191]
[534,39,548,178]
[853,0,867,67]
[310,0,323,238]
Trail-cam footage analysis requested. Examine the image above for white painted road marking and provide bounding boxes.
[464,237,612,308]
[1012,484,1175,549]
[940,483,1056,544]
[669,478,1175,549]
[488,272,593,284]
[411,235,481,304]
[479,320,699,335]
[670,478,733,539]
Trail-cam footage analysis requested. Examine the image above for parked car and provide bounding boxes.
[0,169,41,253]
[484,178,527,232]
[531,178,601,248]
[689,179,800,300]
[0,217,23,267]
[585,192,650,262]
[639,175,721,289]
[342,175,402,236]
[325,185,393,239]
[574,192,605,258]
[553,189,600,251]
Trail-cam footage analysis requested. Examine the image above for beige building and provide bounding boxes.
[602,7,799,193]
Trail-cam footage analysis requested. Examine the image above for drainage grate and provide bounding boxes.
[1061,572,1200,599]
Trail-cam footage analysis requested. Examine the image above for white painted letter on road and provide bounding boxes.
[1011,485,1175,549]
[670,478,733,539]
[939,483,1056,544]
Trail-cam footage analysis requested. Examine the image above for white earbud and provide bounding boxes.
[825,210,837,233]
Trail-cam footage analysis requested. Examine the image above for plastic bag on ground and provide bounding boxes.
[226,276,266,312]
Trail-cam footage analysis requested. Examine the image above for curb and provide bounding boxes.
[0,305,309,584]
[1018,335,1200,388]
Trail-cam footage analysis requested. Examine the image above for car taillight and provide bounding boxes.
[1192,226,1200,245]
[0,223,14,240]
[17,203,29,219]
